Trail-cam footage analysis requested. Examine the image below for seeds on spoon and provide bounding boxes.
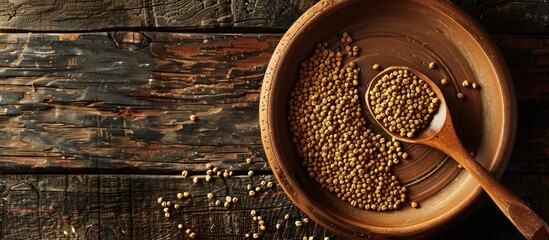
[368,69,440,138]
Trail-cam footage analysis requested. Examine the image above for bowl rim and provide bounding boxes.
[259,0,517,238]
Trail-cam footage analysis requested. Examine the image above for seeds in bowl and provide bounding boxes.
[288,34,408,211]
[368,69,440,138]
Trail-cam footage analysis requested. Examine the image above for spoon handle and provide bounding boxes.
[438,138,549,240]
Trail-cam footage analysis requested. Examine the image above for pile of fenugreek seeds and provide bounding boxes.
[369,69,440,138]
[288,33,408,211]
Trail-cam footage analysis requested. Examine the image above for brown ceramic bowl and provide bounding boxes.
[260,0,516,238]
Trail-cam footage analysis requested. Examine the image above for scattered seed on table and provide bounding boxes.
[215,200,221,206]
[177,193,183,199]
[276,223,281,229]
[183,192,190,197]
[260,180,266,186]
[181,170,188,178]
[251,210,257,216]
[207,193,214,199]
[166,201,171,207]
[186,229,192,234]
[223,171,229,178]
[253,233,259,239]
[247,184,253,190]
[249,190,256,196]
[174,204,180,209]
[205,175,212,182]
[267,181,273,188]
[163,207,169,213]
[178,224,183,229]
[462,80,470,87]
[284,214,290,220]
[324,237,330,240]
[255,186,261,192]
[253,216,258,221]
[295,220,303,227]
[457,92,465,99]
[224,202,230,208]
[189,232,196,238]
[302,217,309,223]
[246,158,252,164]
[233,197,239,203]
[213,167,218,173]
[441,78,448,85]
[248,170,254,177]
[164,212,170,218]
[245,233,250,238]
[258,220,265,226]
[259,225,266,231]
[157,197,163,204]
[193,177,199,184]
[428,61,436,69]
[226,196,232,203]
[458,164,463,169]
[309,237,314,240]
[161,201,167,207]
[189,115,197,121]
[257,216,263,221]
[373,63,380,70]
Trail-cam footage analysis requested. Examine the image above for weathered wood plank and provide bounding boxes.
[0,174,545,239]
[0,33,548,174]
[0,0,317,32]
[0,0,547,34]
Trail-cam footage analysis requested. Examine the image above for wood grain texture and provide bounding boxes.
[0,0,317,31]
[0,174,545,239]
[0,0,547,34]
[0,33,548,174]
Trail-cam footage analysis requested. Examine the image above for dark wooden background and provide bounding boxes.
[0,0,547,239]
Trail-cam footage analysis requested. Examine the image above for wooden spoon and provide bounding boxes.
[365,66,549,240]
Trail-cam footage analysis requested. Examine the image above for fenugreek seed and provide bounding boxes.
[284,214,290,220]
[186,229,192,234]
[177,193,184,199]
[267,181,273,188]
[181,170,188,177]
[251,210,257,216]
[157,197,163,204]
[233,197,239,203]
[302,217,309,223]
[247,184,253,190]
[223,171,229,178]
[260,180,266,186]
[226,196,232,203]
[207,193,214,199]
[163,207,169,213]
[309,237,314,240]
[215,200,221,206]
[258,220,265,226]
[462,80,470,87]
[372,63,380,70]
[276,223,281,229]
[206,163,212,169]
[472,82,479,89]
[411,201,419,208]
[295,220,303,227]
[224,202,230,208]
[259,225,266,231]
[458,164,463,169]
[245,233,250,238]
[248,170,254,177]
[174,204,180,209]
[253,216,258,221]
[253,233,259,239]
[164,212,170,218]
[257,216,263,221]
[183,192,190,197]
[213,167,218,173]
[246,158,252,164]
[457,92,465,99]
[324,237,330,240]
[189,115,197,121]
[178,224,183,229]
[193,177,199,184]
[189,232,196,238]
[161,201,167,207]
[428,62,436,69]
[205,175,212,181]
[441,78,448,85]
[249,190,256,196]
[255,186,261,192]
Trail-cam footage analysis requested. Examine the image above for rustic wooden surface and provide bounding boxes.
[0,0,547,239]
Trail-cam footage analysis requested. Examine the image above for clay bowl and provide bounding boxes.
[259,0,516,238]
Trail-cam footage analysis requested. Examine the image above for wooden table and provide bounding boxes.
[0,1,547,239]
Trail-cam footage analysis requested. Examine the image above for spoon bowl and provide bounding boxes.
[365,66,549,240]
